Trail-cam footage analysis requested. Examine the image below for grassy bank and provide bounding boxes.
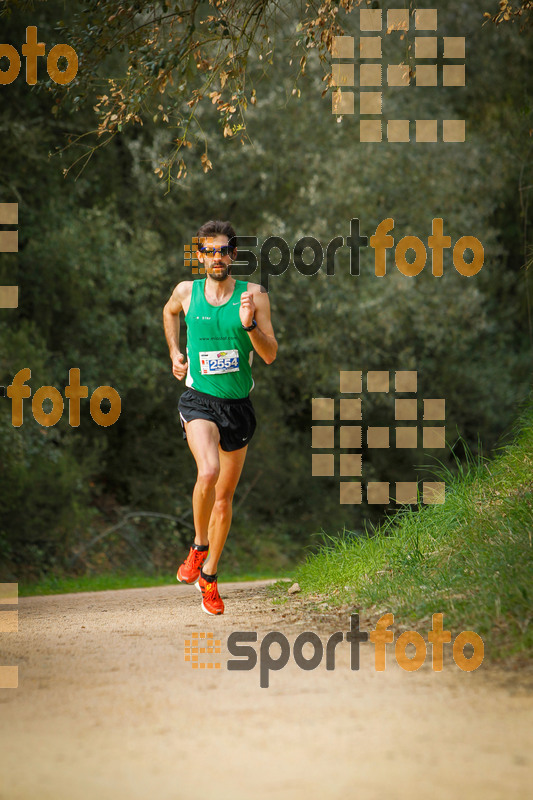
[285,398,533,662]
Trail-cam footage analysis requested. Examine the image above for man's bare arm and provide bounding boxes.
[240,286,278,365]
[163,282,191,380]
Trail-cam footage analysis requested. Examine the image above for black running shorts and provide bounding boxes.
[178,388,257,452]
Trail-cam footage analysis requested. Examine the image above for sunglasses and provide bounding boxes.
[199,245,234,257]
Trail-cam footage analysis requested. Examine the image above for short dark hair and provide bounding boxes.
[196,220,237,251]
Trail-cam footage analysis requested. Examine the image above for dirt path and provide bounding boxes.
[0,580,532,800]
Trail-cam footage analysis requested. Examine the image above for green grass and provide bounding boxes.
[282,398,533,662]
[19,567,283,597]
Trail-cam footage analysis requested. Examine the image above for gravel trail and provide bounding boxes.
[0,581,531,800]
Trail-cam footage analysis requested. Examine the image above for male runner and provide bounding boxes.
[163,220,277,615]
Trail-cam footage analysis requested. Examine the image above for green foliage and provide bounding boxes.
[58,0,335,183]
[0,412,98,579]
[0,0,532,583]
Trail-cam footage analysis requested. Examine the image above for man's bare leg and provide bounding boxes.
[183,419,248,577]
[183,419,221,547]
[202,444,248,576]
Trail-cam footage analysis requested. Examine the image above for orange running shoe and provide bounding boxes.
[198,573,224,615]
[176,546,208,584]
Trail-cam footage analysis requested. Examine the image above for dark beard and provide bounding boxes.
[208,265,230,281]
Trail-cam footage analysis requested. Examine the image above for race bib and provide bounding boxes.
[199,349,240,375]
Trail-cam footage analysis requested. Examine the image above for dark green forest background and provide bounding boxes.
[0,0,531,583]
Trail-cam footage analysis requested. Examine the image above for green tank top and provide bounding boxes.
[184,278,254,399]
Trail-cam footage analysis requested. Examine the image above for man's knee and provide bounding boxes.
[214,494,233,514]
[197,464,220,489]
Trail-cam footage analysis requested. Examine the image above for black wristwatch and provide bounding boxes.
[241,319,257,332]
